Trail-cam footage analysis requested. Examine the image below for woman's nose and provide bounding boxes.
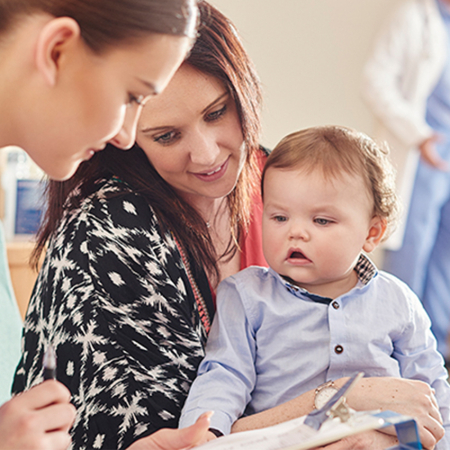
[109,106,142,150]
[189,130,220,166]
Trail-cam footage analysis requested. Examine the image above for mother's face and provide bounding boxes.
[136,64,246,208]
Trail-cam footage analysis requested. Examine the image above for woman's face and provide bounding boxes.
[23,32,190,181]
[136,64,246,209]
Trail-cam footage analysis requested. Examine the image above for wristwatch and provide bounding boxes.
[314,380,338,410]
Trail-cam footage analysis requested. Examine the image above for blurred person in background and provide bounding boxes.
[363,0,450,362]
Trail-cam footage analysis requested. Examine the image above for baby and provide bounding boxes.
[179,125,450,448]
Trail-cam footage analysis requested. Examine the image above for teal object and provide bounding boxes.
[0,221,23,405]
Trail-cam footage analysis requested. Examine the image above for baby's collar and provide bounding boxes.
[354,253,377,285]
[275,253,378,302]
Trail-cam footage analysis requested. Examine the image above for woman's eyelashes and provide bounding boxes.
[127,93,145,107]
[205,104,227,122]
[154,130,180,145]
[152,104,228,145]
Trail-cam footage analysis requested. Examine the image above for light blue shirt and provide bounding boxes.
[179,255,450,448]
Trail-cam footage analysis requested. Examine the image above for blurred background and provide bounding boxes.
[209,0,402,148]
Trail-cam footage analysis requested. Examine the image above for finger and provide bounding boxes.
[14,381,72,411]
[420,391,443,425]
[418,427,438,450]
[421,143,449,171]
[312,434,366,450]
[146,411,213,450]
[174,411,214,448]
[42,430,72,450]
[38,402,77,433]
[431,133,444,144]
[428,403,443,424]
[314,438,351,449]
[421,148,443,168]
[422,416,444,448]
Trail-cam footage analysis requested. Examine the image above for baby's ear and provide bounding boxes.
[363,216,387,253]
[34,17,81,86]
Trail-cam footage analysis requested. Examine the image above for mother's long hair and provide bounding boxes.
[33,1,263,286]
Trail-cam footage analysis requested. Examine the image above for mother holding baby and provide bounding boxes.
[13,2,444,449]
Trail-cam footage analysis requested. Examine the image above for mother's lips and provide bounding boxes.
[196,157,229,176]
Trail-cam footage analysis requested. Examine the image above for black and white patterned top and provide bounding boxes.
[12,177,214,450]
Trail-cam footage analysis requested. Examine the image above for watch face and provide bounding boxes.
[315,386,338,410]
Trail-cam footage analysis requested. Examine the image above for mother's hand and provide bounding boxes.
[313,430,400,450]
[126,412,213,450]
[345,377,443,449]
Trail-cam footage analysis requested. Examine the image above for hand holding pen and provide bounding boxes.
[0,344,75,450]
[43,344,57,380]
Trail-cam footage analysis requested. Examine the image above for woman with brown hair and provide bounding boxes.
[13,3,265,449]
[13,2,445,450]
[0,0,199,449]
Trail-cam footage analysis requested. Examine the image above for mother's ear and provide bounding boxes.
[363,216,387,253]
[34,17,81,86]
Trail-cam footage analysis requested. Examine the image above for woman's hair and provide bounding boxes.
[262,125,400,241]
[0,0,198,53]
[33,1,263,285]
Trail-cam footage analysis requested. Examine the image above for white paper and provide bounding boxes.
[197,414,385,450]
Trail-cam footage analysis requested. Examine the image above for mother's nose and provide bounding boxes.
[189,130,220,165]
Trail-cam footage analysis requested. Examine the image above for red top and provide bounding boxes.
[240,150,269,270]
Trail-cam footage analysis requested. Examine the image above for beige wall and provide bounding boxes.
[209,0,403,148]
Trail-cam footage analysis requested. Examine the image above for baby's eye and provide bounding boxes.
[314,218,331,226]
[154,130,180,145]
[273,215,287,223]
[205,105,227,122]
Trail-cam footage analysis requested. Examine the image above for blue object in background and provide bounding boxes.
[0,221,23,405]
[14,179,44,235]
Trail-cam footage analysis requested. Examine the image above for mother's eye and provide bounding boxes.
[205,104,227,122]
[154,130,180,145]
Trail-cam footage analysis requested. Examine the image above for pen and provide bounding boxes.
[43,345,57,380]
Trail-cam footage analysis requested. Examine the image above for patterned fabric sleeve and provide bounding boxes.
[12,179,207,450]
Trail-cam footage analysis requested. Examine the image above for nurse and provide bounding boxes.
[0,1,200,449]
[363,0,450,359]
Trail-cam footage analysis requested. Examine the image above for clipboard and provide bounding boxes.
[195,372,422,450]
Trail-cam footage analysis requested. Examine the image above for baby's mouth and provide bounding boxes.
[287,249,312,264]
[290,251,306,259]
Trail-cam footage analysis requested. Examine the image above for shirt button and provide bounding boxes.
[332,301,340,309]
[334,345,344,354]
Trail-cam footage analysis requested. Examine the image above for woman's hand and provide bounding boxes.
[0,380,76,450]
[126,412,214,450]
[233,376,443,448]
[313,430,400,450]
[344,377,443,449]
